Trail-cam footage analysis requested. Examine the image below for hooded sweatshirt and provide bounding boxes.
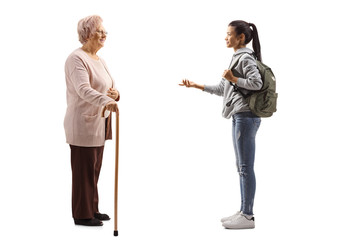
[203,47,262,119]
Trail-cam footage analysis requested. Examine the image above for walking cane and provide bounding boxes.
[102,107,119,237]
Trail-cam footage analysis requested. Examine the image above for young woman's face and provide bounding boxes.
[225,26,242,49]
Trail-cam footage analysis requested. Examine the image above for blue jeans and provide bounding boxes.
[232,112,261,215]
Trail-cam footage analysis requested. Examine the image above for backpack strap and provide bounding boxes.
[228,51,256,98]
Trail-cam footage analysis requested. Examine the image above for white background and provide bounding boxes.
[1,0,359,239]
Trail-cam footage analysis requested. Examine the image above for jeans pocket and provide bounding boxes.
[252,117,261,127]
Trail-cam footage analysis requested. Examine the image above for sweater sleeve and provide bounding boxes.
[67,56,114,106]
[203,79,225,97]
[235,55,262,91]
[100,58,120,101]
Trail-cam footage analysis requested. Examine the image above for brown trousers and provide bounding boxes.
[70,145,104,219]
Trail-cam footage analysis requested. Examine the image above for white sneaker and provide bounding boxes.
[222,213,255,229]
[220,211,242,223]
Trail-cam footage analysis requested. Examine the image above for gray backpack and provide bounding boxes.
[231,53,278,118]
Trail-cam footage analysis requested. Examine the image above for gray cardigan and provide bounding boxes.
[203,48,262,119]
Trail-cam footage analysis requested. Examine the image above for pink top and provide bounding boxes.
[64,48,115,147]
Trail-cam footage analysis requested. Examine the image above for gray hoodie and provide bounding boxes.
[203,47,262,119]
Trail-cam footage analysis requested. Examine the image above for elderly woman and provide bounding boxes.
[64,15,119,226]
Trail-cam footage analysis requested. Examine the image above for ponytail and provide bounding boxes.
[248,23,262,62]
[229,20,262,62]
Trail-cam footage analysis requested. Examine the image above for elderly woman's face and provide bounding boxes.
[87,24,107,48]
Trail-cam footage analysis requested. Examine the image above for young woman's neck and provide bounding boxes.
[233,44,246,52]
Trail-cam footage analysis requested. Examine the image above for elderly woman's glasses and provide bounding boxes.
[96,30,108,35]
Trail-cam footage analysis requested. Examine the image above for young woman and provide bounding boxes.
[179,20,263,229]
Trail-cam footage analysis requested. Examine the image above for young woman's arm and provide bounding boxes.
[179,78,226,97]
[234,55,262,91]
[179,79,204,90]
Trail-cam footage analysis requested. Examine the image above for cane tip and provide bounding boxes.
[114,230,118,236]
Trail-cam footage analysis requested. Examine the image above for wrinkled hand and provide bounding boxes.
[222,70,237,83]
[179,79,195,88]
[105,101,118,113]
[107,88,119,101]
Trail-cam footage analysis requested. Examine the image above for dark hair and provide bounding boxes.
[228,20,262,62]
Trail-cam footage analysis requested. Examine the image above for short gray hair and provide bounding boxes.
[77,15,103,44]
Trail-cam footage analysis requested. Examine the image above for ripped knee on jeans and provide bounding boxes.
[239,167,248,177]
[238,165,254,177]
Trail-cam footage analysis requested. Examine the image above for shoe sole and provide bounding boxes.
[74,220,103,226]
[224,226,255,230]
[222,222,255,229]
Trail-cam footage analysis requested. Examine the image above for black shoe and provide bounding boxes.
[74,218,103,226]
[94,212,111,221]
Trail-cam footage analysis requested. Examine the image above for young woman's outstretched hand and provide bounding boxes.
[179,79,195,87]
[179,79,204,90]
